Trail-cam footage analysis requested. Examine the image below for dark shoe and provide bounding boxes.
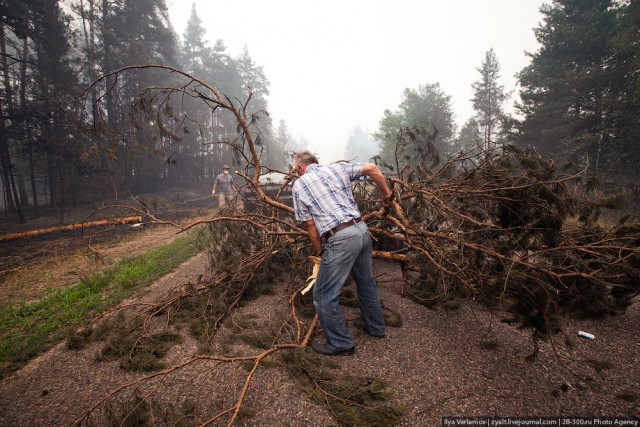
[312,342,355,356]
[352,319,385,338]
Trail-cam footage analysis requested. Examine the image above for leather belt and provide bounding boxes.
[322,217,362,240]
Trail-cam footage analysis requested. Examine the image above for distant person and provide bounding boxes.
[292,150,393,356]
[212,165,237,207]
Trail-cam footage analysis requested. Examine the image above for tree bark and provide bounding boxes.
[0,23,24,222]
[19,35,34,215]
[0,216,143,242]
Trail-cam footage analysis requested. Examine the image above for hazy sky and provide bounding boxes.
[166,0,546,162]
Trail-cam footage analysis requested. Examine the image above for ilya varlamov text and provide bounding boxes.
[442,418,639,427]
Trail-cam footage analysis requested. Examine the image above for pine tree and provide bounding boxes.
[31,0,81,210]
[607,0,640,187]
[100,0,178,194]
[374,83,455,168]
[471,48,508,149]
[182,3,209,75]
[516,0,620,185]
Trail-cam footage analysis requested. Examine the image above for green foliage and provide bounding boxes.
[86,393,204,426]
[382,306,404,327]
[224,314,283,351]
[295,292,317,319]
[1,0,283,218]
[374,83,455,167]
[166,220,305,351]
[516,0,640,189]
[90,394,151,427]
[453,118,482,154]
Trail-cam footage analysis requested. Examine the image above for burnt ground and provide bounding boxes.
[0,189,216,303]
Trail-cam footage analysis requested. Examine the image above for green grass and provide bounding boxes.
[0,231,203,378]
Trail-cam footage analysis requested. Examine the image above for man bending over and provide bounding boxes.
[292,150,393,356]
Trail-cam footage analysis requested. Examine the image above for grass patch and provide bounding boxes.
[0,231,203,378]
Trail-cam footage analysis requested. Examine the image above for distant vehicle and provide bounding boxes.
[242,172,294,212]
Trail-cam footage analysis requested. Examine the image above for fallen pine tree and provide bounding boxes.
[0,216,143,243]
[67,65,640,425]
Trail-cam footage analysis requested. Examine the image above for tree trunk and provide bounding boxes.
[47,153,57,208]
[0,216,143,242]
[57,163,65,224]
[0,26,24,222]
[23,31,39,218]
[68,164,78,207]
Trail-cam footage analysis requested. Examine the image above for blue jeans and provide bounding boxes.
[313,221,386,351]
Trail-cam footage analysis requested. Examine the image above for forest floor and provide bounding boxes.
[0,192,639,426]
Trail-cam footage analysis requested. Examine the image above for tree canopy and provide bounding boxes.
[0,0,284,221]
[516,0,639,189]
[374,83,455,169]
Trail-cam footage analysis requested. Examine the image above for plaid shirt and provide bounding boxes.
[293,162,364,236]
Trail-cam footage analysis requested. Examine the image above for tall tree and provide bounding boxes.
[472,48,508,148]
[236,46,270,113]
[607,0,640,185]
[235,46,273,167]
[181,3,208,75]
[32,0,80,212]
[516,0,621,185]
[100,0,178,194]
[374,83,455,168]
[0,0,83,220]
[0,21,21,219]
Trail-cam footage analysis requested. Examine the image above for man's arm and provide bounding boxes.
[304,219,324,256]
[212,179,217,194]
[361,163,393,204]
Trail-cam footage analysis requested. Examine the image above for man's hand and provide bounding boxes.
[301,255,322,295]
[304,220,324,256]
[362,163,393,209]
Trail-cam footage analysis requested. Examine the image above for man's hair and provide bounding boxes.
[293,150,319,167]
